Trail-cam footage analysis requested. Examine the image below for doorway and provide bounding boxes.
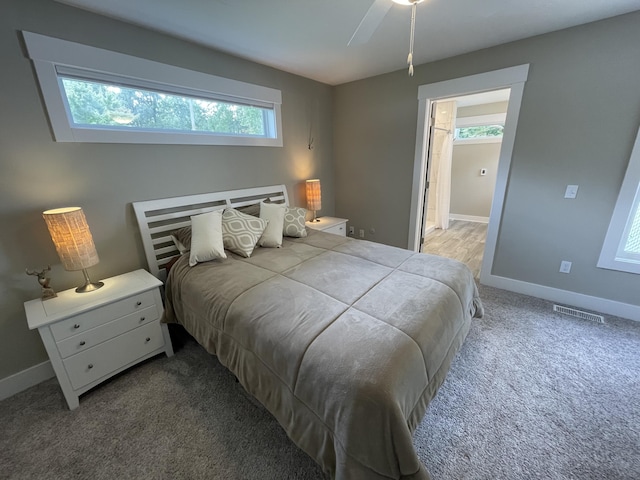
[407,65,530,284]
[420,90,511,277]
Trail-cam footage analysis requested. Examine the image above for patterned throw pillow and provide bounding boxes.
[222,208,268,257]
[283,207,307,238]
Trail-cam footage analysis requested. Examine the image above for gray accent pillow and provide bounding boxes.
[236,198,271,217]
[222,208,268,257]
[170,233,189,254]
[283,207,307,238]
[171,226,192,253]
[236,203,261,217]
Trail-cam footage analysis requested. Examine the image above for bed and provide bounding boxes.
[132,184,483,480]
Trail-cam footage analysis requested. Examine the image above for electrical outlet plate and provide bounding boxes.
[559,260,572,273]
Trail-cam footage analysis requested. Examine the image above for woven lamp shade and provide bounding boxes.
[43,207,100,271]
[306,179,322,212]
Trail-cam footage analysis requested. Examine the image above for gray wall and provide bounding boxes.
[451,101,507,218]
[0,0,334,379]
[451,143,500,218]
[334,12,640,306]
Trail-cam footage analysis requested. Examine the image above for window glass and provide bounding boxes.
[620,186,640,258]
[455,124,503,140]
[60,77,273,137]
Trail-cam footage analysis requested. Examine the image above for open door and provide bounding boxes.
[428,101,457,231]
[418,100,457,250]
[417,102,436,251]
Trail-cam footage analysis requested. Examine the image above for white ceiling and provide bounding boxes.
[54,0,640,85]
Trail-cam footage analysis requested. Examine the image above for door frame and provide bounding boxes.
[408,65,529,284]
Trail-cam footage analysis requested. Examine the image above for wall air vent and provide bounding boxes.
[553,304,605,324]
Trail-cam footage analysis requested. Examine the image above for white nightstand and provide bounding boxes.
[306,216,349,236]
[24,269,174,410]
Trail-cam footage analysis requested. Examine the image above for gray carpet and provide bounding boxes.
[1,285,639,479]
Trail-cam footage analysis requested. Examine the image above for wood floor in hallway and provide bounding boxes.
[421,220,488,280]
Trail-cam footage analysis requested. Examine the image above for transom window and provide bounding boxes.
[454,113,506,144]
[23,32,282,146]
[455,124,504,140]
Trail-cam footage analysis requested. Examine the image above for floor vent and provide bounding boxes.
[553,304,605,324]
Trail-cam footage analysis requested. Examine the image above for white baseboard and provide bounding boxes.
[450,214,489,223]
[0,361,55,402]
[481,273,640,322]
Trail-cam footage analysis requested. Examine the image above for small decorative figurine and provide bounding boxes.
[26,265,57,300]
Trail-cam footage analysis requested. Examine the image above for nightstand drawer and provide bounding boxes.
[63,321,164,390]
[306,217,348,237]
[56,305,159,358]
[324,223,346,236]
[51,290,157,342]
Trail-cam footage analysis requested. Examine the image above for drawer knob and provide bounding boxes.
[79,341,86,346]
[136,301,142,307]
[74,324,80,329]
[88,364,93,369]
[139,316,146,322]
[145,337,151,342]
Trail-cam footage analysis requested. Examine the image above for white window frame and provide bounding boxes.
[598,126,640,275]
[22,31,283,147]
[454,113,506,145]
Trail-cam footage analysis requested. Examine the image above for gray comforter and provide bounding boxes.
[163,229,483,479]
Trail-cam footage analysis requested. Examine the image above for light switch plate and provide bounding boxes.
[564,185,579,199]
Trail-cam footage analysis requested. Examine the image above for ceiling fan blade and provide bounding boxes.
[348,0,393,46]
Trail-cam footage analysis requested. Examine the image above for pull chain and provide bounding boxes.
[407,2,417,76]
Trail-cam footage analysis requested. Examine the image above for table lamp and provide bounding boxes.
[306,179,322,222]
[42,207,104,293]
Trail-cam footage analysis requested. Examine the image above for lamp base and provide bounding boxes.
[310,210,321,222]
[76,281,104,293]
[75,268,104,293]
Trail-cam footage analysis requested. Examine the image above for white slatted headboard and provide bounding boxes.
[132,184,289,281]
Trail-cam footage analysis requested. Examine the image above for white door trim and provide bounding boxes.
[408,65,530,284]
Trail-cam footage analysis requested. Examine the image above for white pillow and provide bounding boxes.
[189,210,227,266]
[258,201,286,248]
